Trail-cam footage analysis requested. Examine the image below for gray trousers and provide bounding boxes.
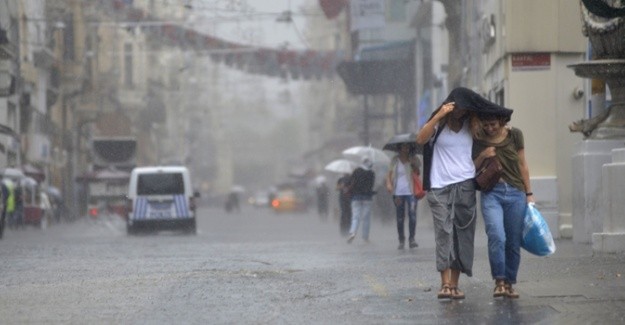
[427,179,477,276]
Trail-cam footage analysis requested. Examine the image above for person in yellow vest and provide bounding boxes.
[1,179,15,235]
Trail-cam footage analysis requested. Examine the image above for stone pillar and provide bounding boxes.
[571,140,623,243]
[592,148,625,253]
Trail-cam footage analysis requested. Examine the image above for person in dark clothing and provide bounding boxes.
[336,173,352,236]
[12,184,23,229]
[225,191,240,213]
[316,180,330,219]
[346,157,376,243]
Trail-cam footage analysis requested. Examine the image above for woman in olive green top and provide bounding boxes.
[472,113,534,299]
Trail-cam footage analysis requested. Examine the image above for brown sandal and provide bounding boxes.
[437,284,452,299]
[450,286,465,300]
[493,281,506,298]
[505,284,519,299]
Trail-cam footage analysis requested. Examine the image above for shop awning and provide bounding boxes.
[337,40,414,95]
[336,59,414,95]
[0,123,19,140]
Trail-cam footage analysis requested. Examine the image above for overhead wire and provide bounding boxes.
[289,18,310,49]
[20,0,323,52]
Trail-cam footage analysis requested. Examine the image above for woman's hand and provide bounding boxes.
[481,147,496,159]
[474,146,496,168]
[434,102,455,120]
[385,175,393,193]
[416,102,456,145]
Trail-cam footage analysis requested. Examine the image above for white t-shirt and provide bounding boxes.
[430,122,475,189]
[394,162,412,195]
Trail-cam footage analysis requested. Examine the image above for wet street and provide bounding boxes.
[0,203,624,324]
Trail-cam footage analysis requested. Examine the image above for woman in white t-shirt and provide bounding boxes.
[385,143,421,250]
[416,87,513,300]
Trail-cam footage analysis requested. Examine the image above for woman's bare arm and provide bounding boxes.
[415,102,455,145]
[517,148,534,203]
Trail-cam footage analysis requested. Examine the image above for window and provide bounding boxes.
[124,43,133,86]
[63,15,75,61]
[386,0,406,22]
[137,173,184,195]
[495,89,504,106]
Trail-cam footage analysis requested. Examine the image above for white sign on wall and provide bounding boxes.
[350,0,386,32]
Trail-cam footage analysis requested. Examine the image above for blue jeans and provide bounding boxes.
[481,182,526,284]
[393,195,417,243]
[350,199,372,240]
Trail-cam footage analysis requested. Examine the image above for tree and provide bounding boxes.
[439,0,464,89]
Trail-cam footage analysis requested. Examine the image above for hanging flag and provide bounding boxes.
[319,0,348,19]
[119,4,339,80]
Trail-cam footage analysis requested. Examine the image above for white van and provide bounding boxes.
[126,166,198,235]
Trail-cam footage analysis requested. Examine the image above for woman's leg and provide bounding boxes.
[427,189,454,273]
[437,269,452,299]
[449,269,465,299]
[450,180,477,277]
[407,195,417,246]
[394,196,406,246]
[361,200,372,240]
[481,187,506,281]
[348,200,361,242]
[502,187,526,285]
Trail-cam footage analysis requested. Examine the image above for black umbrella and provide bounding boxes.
[382,133,422,154]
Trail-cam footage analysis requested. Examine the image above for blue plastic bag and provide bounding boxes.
[521,203,556,256]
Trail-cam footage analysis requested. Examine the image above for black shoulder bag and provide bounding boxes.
[422,125,444,191]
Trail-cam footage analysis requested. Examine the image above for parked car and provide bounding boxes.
[248,191,269,208]
[270,189,308,213]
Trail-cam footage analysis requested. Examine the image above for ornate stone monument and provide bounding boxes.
[569,0,625,251]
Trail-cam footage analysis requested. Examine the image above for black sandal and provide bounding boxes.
[437,284,452,299]
[494,281,506,298]
[505,284,519,299]
[450,286,465,300]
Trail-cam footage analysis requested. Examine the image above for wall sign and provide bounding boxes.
[350,0,386,32]
[511,53,551,71]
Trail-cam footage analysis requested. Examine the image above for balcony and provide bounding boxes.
[46,67,61,108]
[0,59,16,97]
[0,28,16,60]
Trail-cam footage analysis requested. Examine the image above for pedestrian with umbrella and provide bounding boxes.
[324,159,357,236]
[384,133,422,250]
[346,156,376,244]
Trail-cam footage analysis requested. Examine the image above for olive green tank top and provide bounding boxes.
[472,127,525,192]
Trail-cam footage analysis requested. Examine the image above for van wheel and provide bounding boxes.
[184,219,196,235]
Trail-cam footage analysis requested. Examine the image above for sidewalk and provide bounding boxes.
[408,226,625,323]
[511,238,625,323]
[382,206,625,323]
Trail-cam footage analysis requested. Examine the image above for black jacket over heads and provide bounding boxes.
[442,87,513,121]
[421,87,513,190]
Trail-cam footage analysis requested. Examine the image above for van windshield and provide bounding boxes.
[137,173,184,195]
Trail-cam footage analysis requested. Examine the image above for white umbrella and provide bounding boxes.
[342,146,391,166]
[3,168,25,180]
[324,159,358,174]
[314,175,327,185]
